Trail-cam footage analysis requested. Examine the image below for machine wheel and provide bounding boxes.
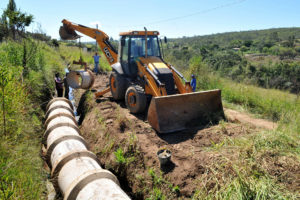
[125,85,147,114]
[110,71,126,100]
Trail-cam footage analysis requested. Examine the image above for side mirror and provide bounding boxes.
[121,39,125,46]
[164,36,167,43]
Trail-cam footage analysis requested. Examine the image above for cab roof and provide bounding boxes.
[119,31,159,36]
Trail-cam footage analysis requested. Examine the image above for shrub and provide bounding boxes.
[279,47,297,60]
[114,148,126,164]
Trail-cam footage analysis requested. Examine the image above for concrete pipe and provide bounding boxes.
[45,113,77,130]
[46,97,74,111]
[67,70,94,89]
[45,106,74,120]
[46,134,88,168]
[42,124,80,145]
[44,98,130,200]
[63,169,129,200]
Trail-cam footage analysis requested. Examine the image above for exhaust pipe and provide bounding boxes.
[43,98,130,200]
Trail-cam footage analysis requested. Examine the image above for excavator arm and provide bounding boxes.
[60,19,118,65]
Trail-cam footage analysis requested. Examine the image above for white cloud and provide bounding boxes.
[89,21,102,28]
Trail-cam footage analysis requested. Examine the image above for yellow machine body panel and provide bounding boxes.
[59,19,225,133]
[139,57,169,70]
[138,57,225,133]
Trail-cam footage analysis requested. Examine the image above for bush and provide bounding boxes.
[295,46,300,53]
[240,45,248,52]
[243,40,253,47]
[279,47,297,60]
[269,46,280,55]
[262,47,269,53]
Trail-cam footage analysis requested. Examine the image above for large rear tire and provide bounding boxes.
[110,71,126,100]
[125,85,147,114]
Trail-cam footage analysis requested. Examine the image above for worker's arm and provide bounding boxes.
[62,19,118,65]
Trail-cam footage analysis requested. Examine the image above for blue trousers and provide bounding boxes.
[94,62,99,74]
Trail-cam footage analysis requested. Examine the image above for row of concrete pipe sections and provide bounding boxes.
[43,97,131,200]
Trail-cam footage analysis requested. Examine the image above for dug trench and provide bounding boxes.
[74,73,298,199]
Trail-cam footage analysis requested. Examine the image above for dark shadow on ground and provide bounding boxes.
[156,127,204,144]
[108,166,144,200]
[95,96,148,121]
[77,90,91,125]
[160,160,176,174]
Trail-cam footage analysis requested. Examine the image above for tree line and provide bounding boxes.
[164,28,300,94]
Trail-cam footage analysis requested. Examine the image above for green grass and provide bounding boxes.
[145,168,181,199]
[0,39,67,199]
[114,148,127,164]
[147,187,166,200]
[2,37,297,199]
[0,138,47,200]
[193,173,291,200]
[186,57,300,199]
[59,45,111,72]
[188,57,300,126]
[114,147,135,165]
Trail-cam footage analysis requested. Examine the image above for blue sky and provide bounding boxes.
[1,0,300,42]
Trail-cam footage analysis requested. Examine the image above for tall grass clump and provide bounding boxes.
[193,167,293,200]
[0,38,66,199]
[188,56,300,145]
[188,56,300,123]
[187,56,300,198]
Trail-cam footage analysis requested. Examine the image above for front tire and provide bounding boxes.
[110,71,126,100]
[125,85,147,114]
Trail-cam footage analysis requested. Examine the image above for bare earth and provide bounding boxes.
[224,108,277,130]
[75,73,299,199]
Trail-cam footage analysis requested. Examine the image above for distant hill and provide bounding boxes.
[169,27,300,48]
[164,27,300,94]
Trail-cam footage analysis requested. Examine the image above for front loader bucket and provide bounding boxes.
[147,89,225,133]
[59,24,81,40]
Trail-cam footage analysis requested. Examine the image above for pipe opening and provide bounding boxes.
[67,70,94,89]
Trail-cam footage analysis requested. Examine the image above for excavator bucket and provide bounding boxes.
[147,89,225,133]
[59,24,81,40]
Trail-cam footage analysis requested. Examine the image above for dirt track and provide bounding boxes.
[76,73,283,199]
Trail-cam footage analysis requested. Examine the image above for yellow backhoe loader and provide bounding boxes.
[59,19,225,133]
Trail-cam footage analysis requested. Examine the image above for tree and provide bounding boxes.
[1,0,33,40]
[7,0,17,12]
[230,40,242,48]
[51,39,59,47]
[287,35,295,48]
[269,31,280,43]
[279,48,296,60]
[243,40,253,47]
[0,13,9,41]
[199,47,209,59]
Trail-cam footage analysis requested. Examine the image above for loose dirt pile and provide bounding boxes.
[74,73,297,199]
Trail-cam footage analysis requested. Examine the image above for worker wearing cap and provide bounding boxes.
[93,52,100,75]
[191,74,196,92]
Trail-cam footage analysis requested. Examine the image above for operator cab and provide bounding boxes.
[119,31,161,78]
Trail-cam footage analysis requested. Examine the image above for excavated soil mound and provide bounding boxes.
[75,73,293,199]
